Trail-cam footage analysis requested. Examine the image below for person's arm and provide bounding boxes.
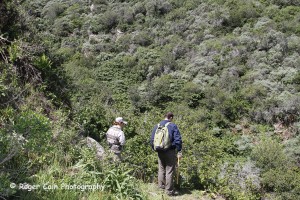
[150,125,158,150]
[173,124,182,152]
[119,131,126,146]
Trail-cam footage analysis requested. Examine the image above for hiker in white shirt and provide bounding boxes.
[106,117,127,161]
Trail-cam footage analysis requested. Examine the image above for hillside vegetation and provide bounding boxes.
[1,0,300,199]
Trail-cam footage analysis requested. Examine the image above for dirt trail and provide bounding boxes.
[141,183,225,200]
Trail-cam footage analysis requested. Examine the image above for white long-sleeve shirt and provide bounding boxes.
[106,125,125,146]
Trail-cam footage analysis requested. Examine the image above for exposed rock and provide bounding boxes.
[86,136,105,160]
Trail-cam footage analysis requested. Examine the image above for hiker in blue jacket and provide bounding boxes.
[150,112,182,196]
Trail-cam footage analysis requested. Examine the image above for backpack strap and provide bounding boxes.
[106,127,121,145]
[156,122,171,133]
[164,122,171,127]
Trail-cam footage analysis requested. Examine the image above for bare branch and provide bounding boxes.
[0,35,10,63]
[0,145,19,165]
[0,131,26,165]
[0,88,28,106]
[0,194,8,200]
[0,35,10,42]
[0,49,8,63]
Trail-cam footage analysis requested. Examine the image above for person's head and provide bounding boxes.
[164,112,174,121]
[113,117,128,127]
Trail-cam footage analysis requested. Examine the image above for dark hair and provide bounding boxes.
[165,112,174,119]
[113,121,122,125]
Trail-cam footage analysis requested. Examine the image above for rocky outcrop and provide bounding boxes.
[86,136,105,160]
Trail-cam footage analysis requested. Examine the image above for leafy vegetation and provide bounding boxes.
[1,0,300,199]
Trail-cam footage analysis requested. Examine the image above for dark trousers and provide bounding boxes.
[157,149,176,194]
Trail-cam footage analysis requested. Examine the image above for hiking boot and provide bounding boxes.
[158,184,165,190]
[159,186,165,190]
[166,190,179,196]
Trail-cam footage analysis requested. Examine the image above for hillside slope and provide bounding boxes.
[1,0,300,199]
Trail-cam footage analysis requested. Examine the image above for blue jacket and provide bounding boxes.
[150,120,182,152]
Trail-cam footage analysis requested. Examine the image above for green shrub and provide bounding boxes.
[219,160,261,200]
[145,75,185,108]
[53,47,75,63]
[7,41,22,63]
[0,0,21,39]
[102,168,143,199]
[268,0,300,7]
[20,147,104,200]
[5,0,300,199]
[0,109,53,198]
[133,31,153,46]
[73,101,108,142]
[34,54,52,70]
[234,135,255,155]
[291,72,300,92]
[181,82,204,108]
[100,11,119,32]
[262,168,300,200]
[224,0,260,28]
[183,0,201,10]
[0,65,20,106]
[0,172,16,198]
[193,133,226,191]
[251,137,291,172]
[123,131,157,181]
[166,7,187,21]
[133,2,146,15]
[93,0,108,4]
[52,17,74,37]
[284,134,300,164]
[14,110,52,153]
[116,34,132,51]
[42,1,67,23]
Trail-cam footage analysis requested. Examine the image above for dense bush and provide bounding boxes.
[224,0,261,29]
[2,0,300,199]
[219,160,261,200]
